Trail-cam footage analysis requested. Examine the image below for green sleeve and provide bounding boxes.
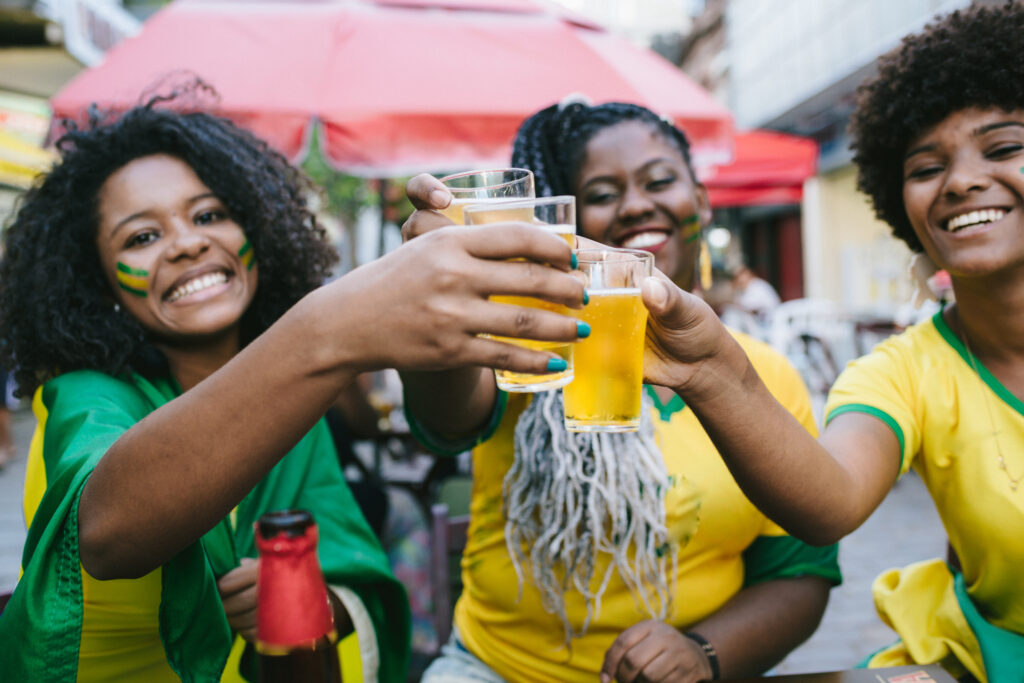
[742,535,843,587]
[404,389,508,456]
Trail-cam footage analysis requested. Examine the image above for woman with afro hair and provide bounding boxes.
[0,86,586,682]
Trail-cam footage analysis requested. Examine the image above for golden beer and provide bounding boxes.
[464,196,577,393]
[564,289,647,431]
[438,198,534,225]
[488,224,576,391]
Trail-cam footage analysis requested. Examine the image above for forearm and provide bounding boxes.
[400,367,496,440]
[688,576,831,679]
[80,289,362,579]
[677,345,869,544]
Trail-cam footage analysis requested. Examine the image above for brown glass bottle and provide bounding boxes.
[255,509,342,683]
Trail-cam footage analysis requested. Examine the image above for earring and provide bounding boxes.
[113,302,121,313]
[698,232,713,291]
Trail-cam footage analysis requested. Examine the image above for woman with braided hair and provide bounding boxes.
[401,99,840,682]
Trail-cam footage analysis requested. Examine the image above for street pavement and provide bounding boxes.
[0,403,948,675]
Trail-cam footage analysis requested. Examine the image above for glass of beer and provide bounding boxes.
[463,195,577,392]
[438,168,534,224]
[564,249,652,432]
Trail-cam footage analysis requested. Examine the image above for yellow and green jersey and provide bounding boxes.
[827,311,1024,680]
[414,331,841,682]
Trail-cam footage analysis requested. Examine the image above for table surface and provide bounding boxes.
[732,664,957,682]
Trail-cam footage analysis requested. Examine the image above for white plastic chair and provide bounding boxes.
[767,298,855,397]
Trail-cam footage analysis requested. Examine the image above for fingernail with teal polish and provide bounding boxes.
[547,358,568,372]
[576,321,591,338]
[582,290,589,305]
[570,253,578,269]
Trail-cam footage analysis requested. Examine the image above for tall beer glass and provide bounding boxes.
[564,249,652,432]
[464,196,577,392]
[438,168,534,224]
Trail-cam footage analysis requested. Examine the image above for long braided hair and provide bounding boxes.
[500,100,700,645]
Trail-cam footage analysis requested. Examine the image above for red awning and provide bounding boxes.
[701,129,818,208]
[50,0,733,176]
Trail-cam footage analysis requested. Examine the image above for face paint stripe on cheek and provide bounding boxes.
[680,214,701,243]
[238,240,255,271]
[116,262,149,297]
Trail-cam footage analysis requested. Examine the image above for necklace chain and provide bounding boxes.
[958,323,1023,492]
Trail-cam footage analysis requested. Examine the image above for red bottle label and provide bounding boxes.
[256,523,336,652]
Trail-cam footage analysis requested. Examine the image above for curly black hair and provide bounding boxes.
[849,1,1024,252]
[511,100,695,198]
[0,92,337,396]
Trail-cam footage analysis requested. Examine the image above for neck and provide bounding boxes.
[157,329,240,392]
[947,270,1024,364]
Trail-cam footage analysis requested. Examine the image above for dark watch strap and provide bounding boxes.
[684,631,721,680]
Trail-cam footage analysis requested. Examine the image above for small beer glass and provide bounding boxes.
[438,168,534,224]
[564,248,652,432]
[463,195,577,392]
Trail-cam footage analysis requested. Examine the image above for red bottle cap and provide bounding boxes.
[255,510,336,652]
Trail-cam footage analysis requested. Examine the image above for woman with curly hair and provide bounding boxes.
[400,99,840,683]
[492,3,1022,681]
[0,92,585,681]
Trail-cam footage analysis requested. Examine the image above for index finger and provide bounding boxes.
[456,222,576,271]
[406,173,452,210]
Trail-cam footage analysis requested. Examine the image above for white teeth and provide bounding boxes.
[621,232,668,249]
[946,208,1006,232]
[167,272,228,302]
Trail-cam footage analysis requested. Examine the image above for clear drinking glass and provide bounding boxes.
[438,168,535,224]
[463,195,577,392]
[564,248,653,432]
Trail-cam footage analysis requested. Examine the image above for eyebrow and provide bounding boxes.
[580,157,679,189]
[904,121,1024,161]
[109,192,219,239]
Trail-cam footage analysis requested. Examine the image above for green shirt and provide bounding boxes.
[1,369,409,682]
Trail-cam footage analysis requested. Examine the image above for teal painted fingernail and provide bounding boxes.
[576,321,591,338]
[547,358,568,372]
[570,253,578,269]
[582,290,589,305]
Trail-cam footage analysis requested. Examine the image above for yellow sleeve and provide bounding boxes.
[824,333,920,477]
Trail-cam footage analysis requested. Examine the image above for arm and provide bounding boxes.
[79,224,585,579]
[639,275,899,545]
[601,576,830,682]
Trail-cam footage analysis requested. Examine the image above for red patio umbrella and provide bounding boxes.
[700,129,818,208]
[50,0,734,176]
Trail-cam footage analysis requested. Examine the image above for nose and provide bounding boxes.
[618,184,656,222]
[165,219,210,260]
[942,153,990,198]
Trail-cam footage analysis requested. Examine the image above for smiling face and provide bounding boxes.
[902,107,1024,278]
[574,121,711,289]
[95,154,258,346]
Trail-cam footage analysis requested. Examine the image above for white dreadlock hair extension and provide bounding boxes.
[503,389,674,646]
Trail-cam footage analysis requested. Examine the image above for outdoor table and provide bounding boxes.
[733,664,957,682]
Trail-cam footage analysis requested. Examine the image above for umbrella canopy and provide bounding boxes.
[701,129,818,208]
[50,0,734,176]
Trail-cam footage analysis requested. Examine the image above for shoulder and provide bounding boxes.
[39,370,169,418]
[730,329,802,386]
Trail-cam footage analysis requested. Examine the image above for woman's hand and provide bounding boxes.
[640,271,745,400]
[324,221,586,376]
[601,621,713,683]
[402,173,454,241]
[217,557,259,642]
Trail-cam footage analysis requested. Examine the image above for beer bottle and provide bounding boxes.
[255,509,343,683]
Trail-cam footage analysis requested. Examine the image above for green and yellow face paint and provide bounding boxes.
[238,239,255,271]
[116,262,149,297]
[681,213,702,243]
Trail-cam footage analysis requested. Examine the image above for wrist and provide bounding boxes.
[684,631,720,681]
